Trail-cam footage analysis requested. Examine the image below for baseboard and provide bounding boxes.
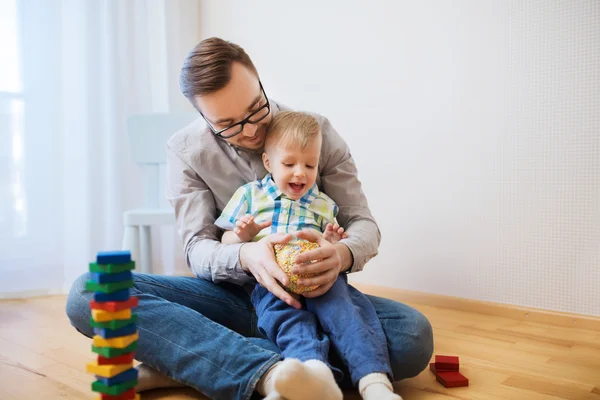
[0,288,66,300]
[353,283,600,331]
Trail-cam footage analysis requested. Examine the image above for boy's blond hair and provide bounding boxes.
[265,111,321,151]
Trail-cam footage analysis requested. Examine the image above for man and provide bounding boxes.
[66,37,433,400]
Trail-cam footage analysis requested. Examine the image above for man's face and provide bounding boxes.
[194,62,272,150]
[262,137,321,201]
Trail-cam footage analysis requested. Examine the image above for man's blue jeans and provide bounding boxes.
[66,272,433,400]
[251,274,392,386]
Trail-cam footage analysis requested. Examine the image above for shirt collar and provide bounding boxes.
[299,181,319,205]
[261,173,283,200]
[261,173,320,205]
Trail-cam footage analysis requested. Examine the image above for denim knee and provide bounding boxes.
[408,309,434,377]
[65,272,94,337]
[387,306,434,380]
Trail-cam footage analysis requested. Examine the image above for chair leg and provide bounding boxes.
[122,225,140,268]
[139,225,152,274]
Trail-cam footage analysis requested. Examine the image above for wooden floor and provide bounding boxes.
[0,290,599,400]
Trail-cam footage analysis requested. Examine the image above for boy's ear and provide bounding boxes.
[262,152,271,172]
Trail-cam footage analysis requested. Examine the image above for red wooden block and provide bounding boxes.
[435,370,469,388]
[435,355,459,371]
[97,352,136,365]
[90,297,139,312]
[97,388,137,400]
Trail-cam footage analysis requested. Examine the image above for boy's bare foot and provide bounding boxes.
[322,223,347,244]
[135,363,186,392]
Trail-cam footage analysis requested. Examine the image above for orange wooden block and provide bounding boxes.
[90,297,139,312]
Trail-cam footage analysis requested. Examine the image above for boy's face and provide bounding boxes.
[262,137,321,200]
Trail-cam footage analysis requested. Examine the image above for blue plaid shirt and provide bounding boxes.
[215,174,339,241]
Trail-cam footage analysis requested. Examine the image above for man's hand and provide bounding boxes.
[291,229,344,298]
[239,233,302,309]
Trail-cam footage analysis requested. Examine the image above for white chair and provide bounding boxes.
[122,112,198,274]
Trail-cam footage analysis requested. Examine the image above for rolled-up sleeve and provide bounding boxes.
[214,186,249,232]
[318,117,381,273]
[165,143,255,285]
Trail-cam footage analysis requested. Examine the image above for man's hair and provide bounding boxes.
[265,111,321,151]
[179,37,258,101]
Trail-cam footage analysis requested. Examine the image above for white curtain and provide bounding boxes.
[0,0,200,297]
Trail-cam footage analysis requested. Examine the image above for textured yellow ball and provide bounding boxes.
[274,239,320,294]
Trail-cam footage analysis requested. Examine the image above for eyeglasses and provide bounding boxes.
[198,81,271,139]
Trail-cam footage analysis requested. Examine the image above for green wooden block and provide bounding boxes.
[85,279,133,293]
[90,314,137,330]
[92,378,138,396]
[92,341,138,358]
[89,261,135,274]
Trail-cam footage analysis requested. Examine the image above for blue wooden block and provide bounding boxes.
[95,367,138,386]
[92,289,130,302]
[93,323,137,339]
[96,250,131,265]
[90,271,132,284]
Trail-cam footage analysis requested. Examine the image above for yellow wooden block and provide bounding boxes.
[93,332,139,349]
[91,308,132,322]
[86,361,133,378]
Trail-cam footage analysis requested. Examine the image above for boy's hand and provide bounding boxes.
[322,223,348,244]
[234,215,271,242]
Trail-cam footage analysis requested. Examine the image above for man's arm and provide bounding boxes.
[318,117,381,273]
[165,143,254,285]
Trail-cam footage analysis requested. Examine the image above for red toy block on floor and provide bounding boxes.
[435,355,459,371]
[435,370,469,388]
[430,355,469,388]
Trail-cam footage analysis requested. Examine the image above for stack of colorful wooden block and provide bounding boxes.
[85,250,140,400]
[430,355,469,388]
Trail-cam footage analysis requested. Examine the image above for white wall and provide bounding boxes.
[198,0,600,316]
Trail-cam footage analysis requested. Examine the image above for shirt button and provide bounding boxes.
[281,209,288,214]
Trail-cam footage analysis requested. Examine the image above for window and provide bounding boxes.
[0,0,26,241]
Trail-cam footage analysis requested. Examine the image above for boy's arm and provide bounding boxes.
[221,216,272,244]
[221,231,244,244]
[318,117,381,273]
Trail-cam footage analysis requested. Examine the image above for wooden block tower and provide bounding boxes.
[85,250,140,400]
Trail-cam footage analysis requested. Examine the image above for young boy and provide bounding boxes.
[215,111,402,400]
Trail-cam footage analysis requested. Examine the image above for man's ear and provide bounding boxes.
[262,152,271,172]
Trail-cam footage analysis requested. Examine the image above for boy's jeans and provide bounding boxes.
[66,272,433,400]
[251,274,392,386]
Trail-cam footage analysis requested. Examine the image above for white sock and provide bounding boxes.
[257,361,281,397]
[359,372,402,400]
[263,392,284,400]
[273,358,342,400]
